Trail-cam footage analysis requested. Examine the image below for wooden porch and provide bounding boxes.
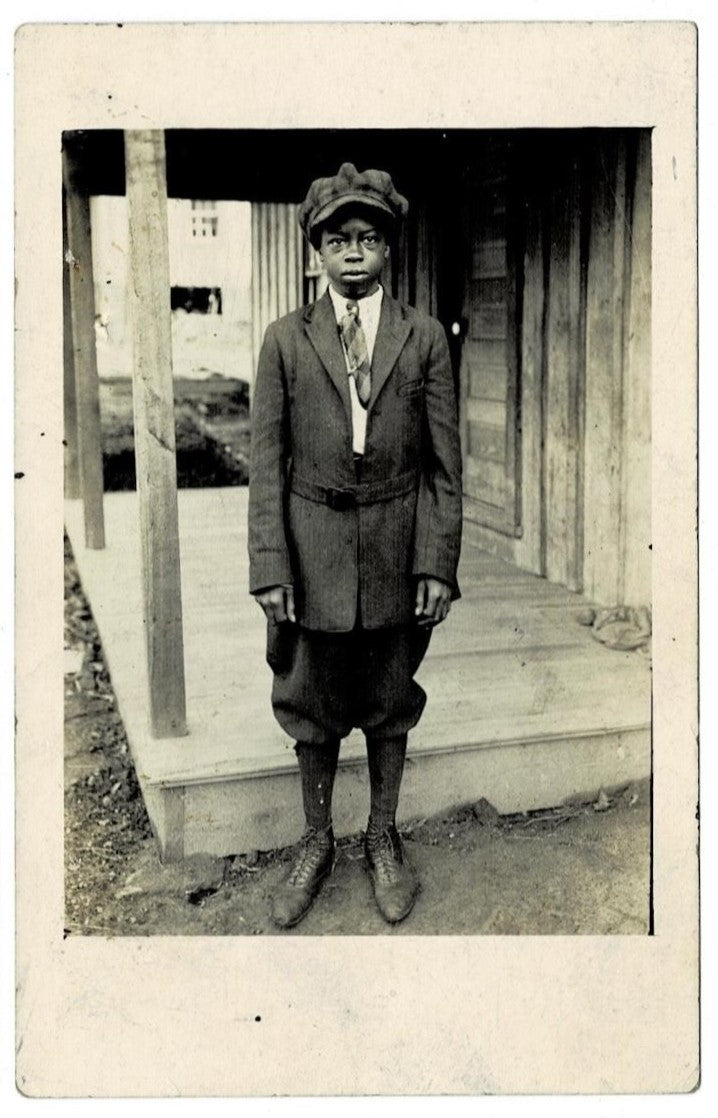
[61,127,652,862]
[64,487,651,861]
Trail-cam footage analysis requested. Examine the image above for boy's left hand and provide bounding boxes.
[414,577,452,626]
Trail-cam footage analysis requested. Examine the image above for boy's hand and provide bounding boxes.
[254,584,296,624]
[414,577,452,627]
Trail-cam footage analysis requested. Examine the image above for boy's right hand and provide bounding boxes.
[254,584,296,624]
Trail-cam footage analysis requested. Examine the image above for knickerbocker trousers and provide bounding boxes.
[266,619,432,746]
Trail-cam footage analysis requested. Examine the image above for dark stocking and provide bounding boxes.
[366,733,408,832]
[295,738,340,831]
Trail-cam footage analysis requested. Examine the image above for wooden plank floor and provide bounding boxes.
[65,488,651,796]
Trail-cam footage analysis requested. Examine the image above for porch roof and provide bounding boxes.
[62,126,625,201]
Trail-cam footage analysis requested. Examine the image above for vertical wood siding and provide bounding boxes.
[459,139,520,536]
[250,202,304,385]
[620,132,652,608]
[543,152,585,591]
[583,135,631,604]
[467,131,651,608]
[515,192,545,575]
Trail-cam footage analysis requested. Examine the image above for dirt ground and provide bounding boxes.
[65,535,651,938]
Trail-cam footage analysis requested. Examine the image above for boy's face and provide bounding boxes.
[318,212,390,299]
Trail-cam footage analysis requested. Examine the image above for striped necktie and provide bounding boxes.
[340,300,371,407]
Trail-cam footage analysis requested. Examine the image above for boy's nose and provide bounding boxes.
[345,239,364,257]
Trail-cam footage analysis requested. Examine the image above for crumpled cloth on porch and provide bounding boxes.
[577,605,652,652]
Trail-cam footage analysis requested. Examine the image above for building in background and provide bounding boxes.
[90,196,254,382]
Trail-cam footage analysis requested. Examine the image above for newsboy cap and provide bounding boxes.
[298,162,409,244]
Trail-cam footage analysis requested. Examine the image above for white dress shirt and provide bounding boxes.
[327,283,384,455]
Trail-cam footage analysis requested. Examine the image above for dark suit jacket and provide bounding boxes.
[248,289,463,631]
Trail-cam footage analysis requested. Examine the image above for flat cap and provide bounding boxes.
[298,162,409,243]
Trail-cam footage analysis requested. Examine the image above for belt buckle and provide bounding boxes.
[326,487,356,511]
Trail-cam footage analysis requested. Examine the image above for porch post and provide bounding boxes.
[63,147,105,546]
[620,131,652,608]
[543,150,585,593]
[62,185,80,500]
[583,134,629,605]
[124,129,187,739]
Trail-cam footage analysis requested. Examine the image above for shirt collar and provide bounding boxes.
[327,282,384,322]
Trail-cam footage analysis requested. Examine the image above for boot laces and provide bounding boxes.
[287,829,332,888]
[367,826,404,885]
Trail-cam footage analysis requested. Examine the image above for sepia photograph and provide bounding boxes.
[62,125,652,937]
[15,20,698,1096]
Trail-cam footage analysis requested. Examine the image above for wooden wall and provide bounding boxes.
[250,202,304,383]
[583,133,651,606]
[392,199,439,317]
[468,131,651,609]
[608,133,648,612]
[620,132,652,608]
[458,138,520,537]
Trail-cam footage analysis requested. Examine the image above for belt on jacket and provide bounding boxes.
[290,467,419,511]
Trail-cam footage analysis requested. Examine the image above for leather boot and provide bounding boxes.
[364,821,419,924]
[271,825,335,929]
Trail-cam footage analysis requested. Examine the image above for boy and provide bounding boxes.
[248,162,462,928]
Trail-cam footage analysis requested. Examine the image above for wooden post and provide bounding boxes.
[515,178,545,577]
[543,151,585,592]
[125,130,187,739]
[62,186,80,499]
[63,149,105,546]
[620,132,652,608]
[583,135,629,606]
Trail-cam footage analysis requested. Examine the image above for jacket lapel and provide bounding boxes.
[303,291,352,425]
[303,289,412,424]
[368,295,412,412]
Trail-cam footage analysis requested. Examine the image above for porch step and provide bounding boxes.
[65,489,651,860]
[145,725,649,860]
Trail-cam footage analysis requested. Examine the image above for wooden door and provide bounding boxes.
[458,138,521,538]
